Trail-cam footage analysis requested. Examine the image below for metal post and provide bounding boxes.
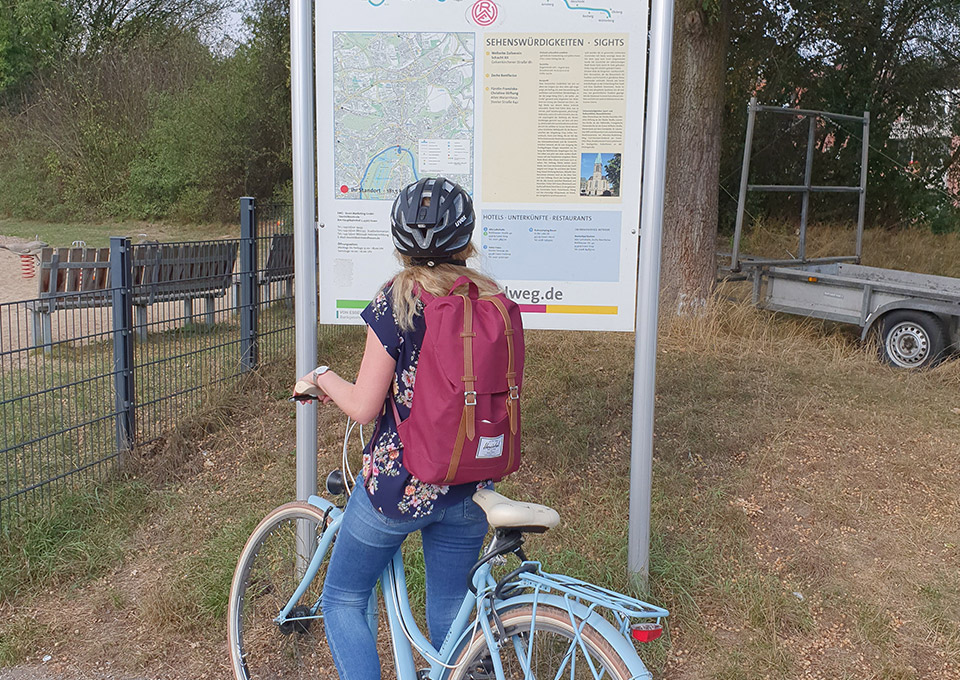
[798,115,816,261]
[856,111,870,262]
[731,97,757,271]
[293,0,318,518]
[239,197,260,372]
[629,0,675,588]
[110,237,136,452]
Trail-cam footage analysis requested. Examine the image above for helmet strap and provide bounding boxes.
[409,256,467,268]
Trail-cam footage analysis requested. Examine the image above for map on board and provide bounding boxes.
[333,32,475,200]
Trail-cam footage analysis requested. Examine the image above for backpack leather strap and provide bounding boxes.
[485,295,519,475]
[443,292,476,484]
[460,293,477,441]
[446,409,469,484]
[485,296,519,434]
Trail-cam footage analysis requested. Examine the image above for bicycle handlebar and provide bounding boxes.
[289,379,325,402]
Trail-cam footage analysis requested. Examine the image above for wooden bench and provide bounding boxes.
[232,232,295,308]
[27,247,112,349]
[131,241,239,332]
[260,232,294,304]
[28,242,239,349]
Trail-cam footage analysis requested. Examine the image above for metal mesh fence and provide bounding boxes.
[255,203,297,366]
[0,200,316,532]
[0,291,121,530]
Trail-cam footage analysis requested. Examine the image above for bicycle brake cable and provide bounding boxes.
[388,577,485,670]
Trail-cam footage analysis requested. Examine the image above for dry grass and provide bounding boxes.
[730,219,960,278]
[2,230,960,679]
[652,301,960,679]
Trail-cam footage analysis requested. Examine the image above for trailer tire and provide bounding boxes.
[878,310,946,369]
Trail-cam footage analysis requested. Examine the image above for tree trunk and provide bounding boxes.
[659,1,729,316]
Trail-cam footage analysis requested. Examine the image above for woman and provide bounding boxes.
[296,177,498,680]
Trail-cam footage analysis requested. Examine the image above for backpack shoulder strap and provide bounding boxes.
[460,292,477,441]
[484,295,520,434]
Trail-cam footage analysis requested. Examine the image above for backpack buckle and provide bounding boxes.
[509,386,519,401]
[464,391,477,406]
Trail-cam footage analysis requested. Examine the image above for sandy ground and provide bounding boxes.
[0,239,41,304]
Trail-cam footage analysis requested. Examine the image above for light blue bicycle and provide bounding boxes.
[227,459,668,680]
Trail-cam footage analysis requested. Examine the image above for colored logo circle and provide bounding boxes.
[340,185,349,194]
[471,0,498,26]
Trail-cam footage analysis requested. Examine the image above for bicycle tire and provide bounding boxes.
[446,604,635,680]
[227,502,335,680]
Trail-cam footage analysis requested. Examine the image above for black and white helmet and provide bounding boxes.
[390,177,474,260]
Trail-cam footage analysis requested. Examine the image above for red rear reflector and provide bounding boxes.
[630,623,663,642]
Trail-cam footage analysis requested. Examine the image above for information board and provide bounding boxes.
[316,0,648,330]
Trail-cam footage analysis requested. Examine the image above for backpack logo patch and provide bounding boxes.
[476,434,505,459]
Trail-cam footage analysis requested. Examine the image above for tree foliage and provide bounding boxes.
[721,0,960,230]
[2,0,959,230]
[68,0,229,52]
[0,0,73,99]
[604,153,621,196]
[0,0,293,222]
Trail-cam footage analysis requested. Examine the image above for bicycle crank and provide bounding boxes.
[277,605,314,635]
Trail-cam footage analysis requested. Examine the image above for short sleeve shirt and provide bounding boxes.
[360,285,489,519]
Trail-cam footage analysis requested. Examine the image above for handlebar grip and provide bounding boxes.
[290,380,325,402]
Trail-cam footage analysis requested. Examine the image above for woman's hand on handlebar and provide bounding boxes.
[291,374,333,404]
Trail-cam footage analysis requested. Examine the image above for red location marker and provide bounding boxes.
[340,185,349,193]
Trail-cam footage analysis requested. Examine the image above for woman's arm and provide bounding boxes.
[297,326,396,424]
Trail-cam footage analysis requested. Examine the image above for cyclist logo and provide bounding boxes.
[471,0,498,26]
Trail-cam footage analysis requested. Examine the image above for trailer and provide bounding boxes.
[724,98,960,369]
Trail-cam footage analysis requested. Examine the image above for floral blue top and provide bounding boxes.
[361,285,489,519]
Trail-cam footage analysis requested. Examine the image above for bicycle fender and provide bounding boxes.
[494,593,653,680]
[307,494,342,516]
[443,593,653,680]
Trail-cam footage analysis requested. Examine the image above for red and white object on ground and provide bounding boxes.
[20,254,35,279]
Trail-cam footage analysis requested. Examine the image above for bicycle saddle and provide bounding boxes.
[472,489,560,533]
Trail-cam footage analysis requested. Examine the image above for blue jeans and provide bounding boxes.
[322,486,489,680]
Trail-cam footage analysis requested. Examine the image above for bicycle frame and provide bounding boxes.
[272,494,666,680]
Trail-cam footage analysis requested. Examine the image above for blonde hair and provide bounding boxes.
[387,243,500,330]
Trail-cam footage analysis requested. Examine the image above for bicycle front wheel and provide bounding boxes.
[227,502,334,680]
[447,604,635,680]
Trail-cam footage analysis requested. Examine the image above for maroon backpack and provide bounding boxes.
[391,276,524,485]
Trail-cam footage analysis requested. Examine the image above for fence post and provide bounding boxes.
[110,237,136,452]
[240,197,260,372]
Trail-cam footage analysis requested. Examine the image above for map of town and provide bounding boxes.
[333,32,475,200]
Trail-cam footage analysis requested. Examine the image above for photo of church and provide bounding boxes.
[579,152,620,197]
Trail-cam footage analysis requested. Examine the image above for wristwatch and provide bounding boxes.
[313,365,330,381]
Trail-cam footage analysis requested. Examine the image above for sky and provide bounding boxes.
[580,152,617,181]
[202,6,251,52]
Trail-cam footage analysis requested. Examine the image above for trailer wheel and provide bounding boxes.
[878,310,946,369]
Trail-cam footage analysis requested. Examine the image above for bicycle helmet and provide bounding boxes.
[390,177,474,264]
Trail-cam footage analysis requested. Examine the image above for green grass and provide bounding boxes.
[0,483,153,601]
[0,217,233,247]
[1,306,297,529]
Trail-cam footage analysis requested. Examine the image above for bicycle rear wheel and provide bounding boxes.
[447,604,635,680]
[227,502,334,680]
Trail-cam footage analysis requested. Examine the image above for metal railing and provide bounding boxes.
[0,199,317,531]
[730,97,871,271]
